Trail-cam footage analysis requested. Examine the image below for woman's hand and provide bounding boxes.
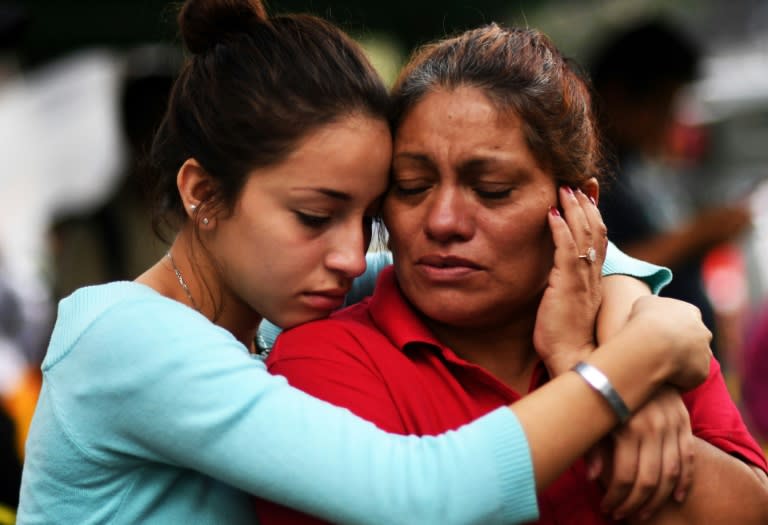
[587,386,695,521]
[534,186,608,375]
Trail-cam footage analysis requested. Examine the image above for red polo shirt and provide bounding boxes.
[258,266,767,524]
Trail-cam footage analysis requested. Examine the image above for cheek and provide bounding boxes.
[488,212,554,273]
[382,203,410,252]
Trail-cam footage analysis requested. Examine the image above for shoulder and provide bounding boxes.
[683,357,768,471]
[268,302,382,364]
[45,281,250,379]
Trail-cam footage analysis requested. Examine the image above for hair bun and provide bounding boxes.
[178,0,267,55]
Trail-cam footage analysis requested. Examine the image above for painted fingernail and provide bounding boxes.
[564,186,574,195]
[589,195,597,205]
[675,489,687,502]
[549,206,560,217]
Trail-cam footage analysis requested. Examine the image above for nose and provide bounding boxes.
[324,219,369,279]
[424,186,474,243]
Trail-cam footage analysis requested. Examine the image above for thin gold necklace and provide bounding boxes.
[165,251,200,311]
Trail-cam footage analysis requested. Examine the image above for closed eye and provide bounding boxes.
[392,180,431,196]
[474,187,512,199]
[295,211,331,228]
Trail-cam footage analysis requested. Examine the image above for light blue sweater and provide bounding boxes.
[18,282,537,524]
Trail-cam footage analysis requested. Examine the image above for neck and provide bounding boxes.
[136,232,262,353]
[424,310,540,393]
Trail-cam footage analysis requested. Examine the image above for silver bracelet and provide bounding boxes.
[572,361,631,425]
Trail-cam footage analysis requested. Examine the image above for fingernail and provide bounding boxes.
[549,206,560,217]
[589,195,596,205]
[675,489,686,502]
[565,186,574,195]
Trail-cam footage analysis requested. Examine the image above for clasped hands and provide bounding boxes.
[533,186,711,521]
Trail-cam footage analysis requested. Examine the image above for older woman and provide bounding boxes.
[260,24,768,524]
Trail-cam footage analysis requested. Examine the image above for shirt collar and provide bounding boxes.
[368,266,550,392]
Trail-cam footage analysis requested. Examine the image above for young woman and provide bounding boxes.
[261,24,767,525]
[17,2,713,524]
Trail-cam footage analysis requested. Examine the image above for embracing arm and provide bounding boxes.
[517,294,711,491]
[629,356,768,524]
[582,273,768,523]
[80,301,537,525]
[631,439,768,525]
[101,300,708,525]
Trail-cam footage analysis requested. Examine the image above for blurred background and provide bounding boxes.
[1,0,768,518]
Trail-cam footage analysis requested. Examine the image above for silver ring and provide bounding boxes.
[578,247,597,264]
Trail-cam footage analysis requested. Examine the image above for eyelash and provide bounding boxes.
[474,188,512,199]
[295,211,331,228]
[393,183,429,196]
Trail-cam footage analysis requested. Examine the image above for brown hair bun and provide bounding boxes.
[178,0,268,55]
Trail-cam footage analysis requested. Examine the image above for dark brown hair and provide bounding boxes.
[391,23,607,188]
[149,0,390,237]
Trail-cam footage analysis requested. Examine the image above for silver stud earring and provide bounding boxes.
[202,217,209,225]
[189,204,197,212]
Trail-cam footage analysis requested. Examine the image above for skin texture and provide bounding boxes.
[387,86,559,336]
[385,85,607,392]
[139,114,392,347]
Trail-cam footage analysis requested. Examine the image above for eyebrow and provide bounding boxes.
[394,151,509,173]
[292,187,351,201]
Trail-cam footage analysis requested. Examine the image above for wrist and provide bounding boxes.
[571,361,631,425]
[544,343,595,377]
[587,322,671,412]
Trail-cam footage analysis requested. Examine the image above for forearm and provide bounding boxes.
[629,438,768,524]
[595,275,652,344]
[513,321,671,490]
[545,275,652,376]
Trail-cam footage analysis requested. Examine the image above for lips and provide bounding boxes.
[417,254,483,269]
[301,289,348,311]
[414,254,484,282]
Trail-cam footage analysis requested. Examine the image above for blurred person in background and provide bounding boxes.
[590,18,753,362]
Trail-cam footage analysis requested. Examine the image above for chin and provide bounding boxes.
[279,311,332,331]
[417,303,485,328]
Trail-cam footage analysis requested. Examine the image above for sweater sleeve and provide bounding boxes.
[52,297,538,525]
[604,240,672,294]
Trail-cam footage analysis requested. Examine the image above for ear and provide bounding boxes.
[177,158,216,227]
[582,177,600,205]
